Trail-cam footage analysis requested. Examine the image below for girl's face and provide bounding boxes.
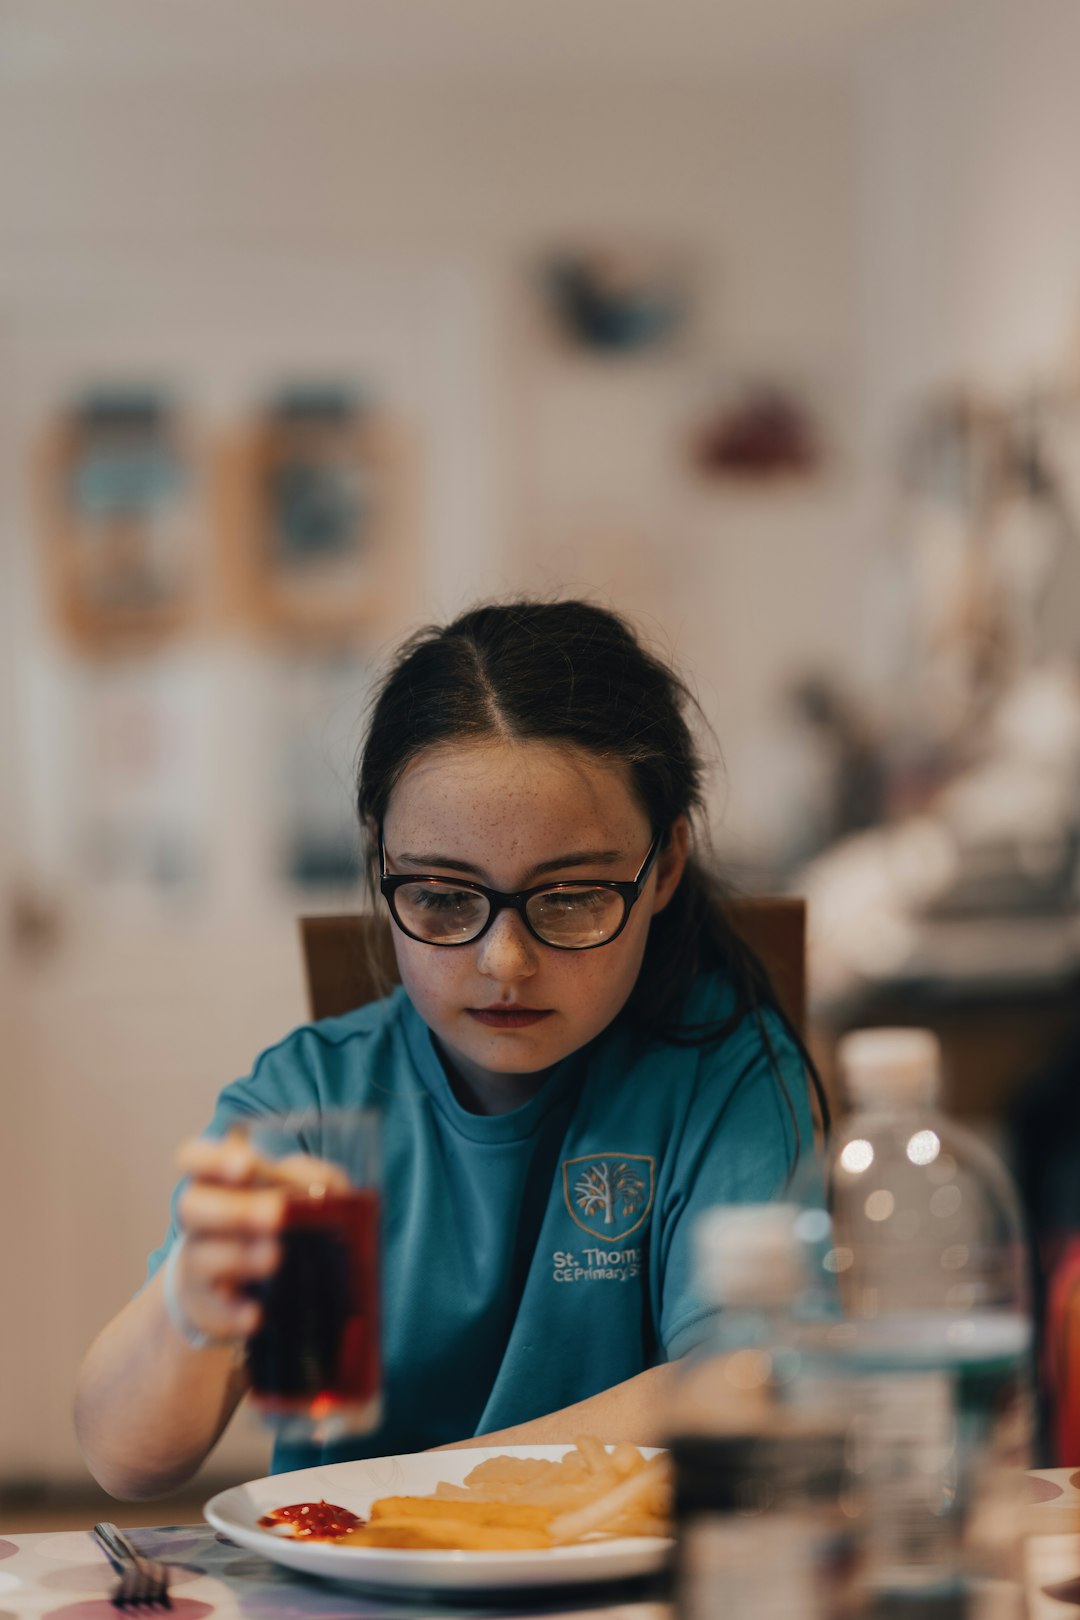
[380,738,687,1114]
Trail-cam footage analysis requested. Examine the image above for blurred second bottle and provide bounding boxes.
[818,1027,1034,1620]
[669,1027,1034,1620]
[669,1203,862,1620]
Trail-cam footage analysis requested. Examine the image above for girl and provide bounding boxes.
[75,598,823,1499]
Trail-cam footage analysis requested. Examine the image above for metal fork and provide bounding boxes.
[92,1522,173,1611]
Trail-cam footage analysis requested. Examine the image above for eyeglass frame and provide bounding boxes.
[377,826,664,951]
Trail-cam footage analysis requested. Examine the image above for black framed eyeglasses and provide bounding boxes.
[378,828,663,951]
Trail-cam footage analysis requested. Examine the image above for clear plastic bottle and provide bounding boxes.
[817,1027,1034,1618]
[669,1203,861,1620]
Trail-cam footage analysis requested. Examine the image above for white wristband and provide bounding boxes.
[162,1235,246,1353]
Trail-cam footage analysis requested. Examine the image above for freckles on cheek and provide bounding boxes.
[397,953,463,1007]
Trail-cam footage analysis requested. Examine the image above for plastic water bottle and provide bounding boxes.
[820,1027,1033,1619]
[669,1204,860,1620]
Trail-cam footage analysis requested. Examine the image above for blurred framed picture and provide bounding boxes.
[539,244,689,356]
[65,650,213,913]
[223,387,413,643]
[36,390,206,653]
[266,650,372,894]
[690,381,823,482]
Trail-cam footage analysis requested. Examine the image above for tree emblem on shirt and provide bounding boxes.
[562,1152,655,1242]
[575,1161,645,1226]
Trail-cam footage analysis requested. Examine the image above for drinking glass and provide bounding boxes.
[243,1109,381,1446]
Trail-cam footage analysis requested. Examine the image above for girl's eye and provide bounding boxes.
[537,887,609,915]
[394,881,489,941]
[408,885,481,913]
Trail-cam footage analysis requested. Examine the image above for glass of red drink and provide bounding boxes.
[244,1109,380,1446]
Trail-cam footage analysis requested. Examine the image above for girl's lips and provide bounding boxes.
[467,1007,553,1029]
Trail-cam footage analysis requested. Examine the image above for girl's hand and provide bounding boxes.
[172,1130,349,1344]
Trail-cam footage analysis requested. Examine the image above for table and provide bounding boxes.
[4,1474,1080,1620]
[1028,1470,1080,1620]
[0,1520,667,1619]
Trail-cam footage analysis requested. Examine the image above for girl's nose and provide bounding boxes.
[475,908,538,981]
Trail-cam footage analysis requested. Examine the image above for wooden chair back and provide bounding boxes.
[300,897,806,1034]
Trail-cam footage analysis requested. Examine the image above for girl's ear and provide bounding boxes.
[650,816,690,916]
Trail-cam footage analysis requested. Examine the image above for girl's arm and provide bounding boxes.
[74,1269,250,1499]
[75,1134,287,1499]
[440,1363,679,1450]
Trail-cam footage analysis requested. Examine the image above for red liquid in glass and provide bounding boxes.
[247,1189,380,1426]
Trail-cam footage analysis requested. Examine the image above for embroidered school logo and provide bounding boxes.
[562,1153,655,1243]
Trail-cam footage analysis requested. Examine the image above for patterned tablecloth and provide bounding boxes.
[6,1473,1080,1620]
[1028,1470,1080,1620]
[0,1521,669,1620]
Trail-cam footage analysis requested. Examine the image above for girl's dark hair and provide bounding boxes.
[356,598,826,1162]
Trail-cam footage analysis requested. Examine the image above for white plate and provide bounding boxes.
[204,1444,671,1592]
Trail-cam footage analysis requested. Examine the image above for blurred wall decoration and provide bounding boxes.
[36,390,206,654]
[27,381,411,924]
[691,381,823,481]
[69,652,213,910]
[222,387,417,643]
[540,245,689,355]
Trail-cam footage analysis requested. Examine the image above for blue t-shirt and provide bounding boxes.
[147,973,813,1471]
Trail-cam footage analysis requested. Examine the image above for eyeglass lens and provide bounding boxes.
[391,881,626,948]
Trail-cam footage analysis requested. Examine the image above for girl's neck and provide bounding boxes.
[434,1038,552,1116]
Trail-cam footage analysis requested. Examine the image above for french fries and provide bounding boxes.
[339,1437,671,1552]
[548,1454,668,1544]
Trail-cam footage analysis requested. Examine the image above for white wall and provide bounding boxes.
[1,71,864,846]
[858,0,1080,449]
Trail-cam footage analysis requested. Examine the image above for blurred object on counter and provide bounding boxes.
[35,389,206,654]
[1012,1021,1080,1462]
[798,349,1080,1024]
[800,660,1080,1018]
[221,385,416,644]
[540,244,687,354]
[692,384,821,480]
[734,672,885,879]
[920,668,1080,920]
[785,672,886,846]
[891,385,1079,751]
[1045,1239,1080,1464]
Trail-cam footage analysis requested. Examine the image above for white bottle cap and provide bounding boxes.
[693,1203,804,1308]
[837,1026,941,1109]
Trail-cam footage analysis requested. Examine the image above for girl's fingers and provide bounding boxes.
[169,1235,278,1341]
[177,1131,274,1187]
[178,1182,286,1238]
[177,1135,350,1195]
[170,1131,352,1348]
[184,1235,280,1287]
[273,1153,352,1195]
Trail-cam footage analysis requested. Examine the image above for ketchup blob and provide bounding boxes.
[257,1500,363,1539]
